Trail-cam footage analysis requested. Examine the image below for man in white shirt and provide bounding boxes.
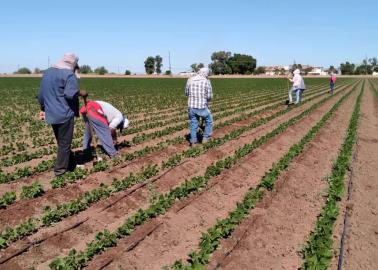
[288,69,306,104]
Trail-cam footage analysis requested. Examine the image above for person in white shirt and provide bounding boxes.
[288,69,306,104]
[80,99,129,157]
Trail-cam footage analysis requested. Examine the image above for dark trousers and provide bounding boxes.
[52,118,75,176]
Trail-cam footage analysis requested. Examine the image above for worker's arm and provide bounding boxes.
[185,80,190,96]
[206,80,213,101]
[110,128,117,144]
[37,87,45,120]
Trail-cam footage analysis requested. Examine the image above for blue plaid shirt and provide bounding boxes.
[185,78,213,109]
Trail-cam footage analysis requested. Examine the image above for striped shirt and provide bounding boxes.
[185,78,213,109]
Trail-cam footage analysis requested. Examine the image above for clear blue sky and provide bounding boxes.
[0,0,377,73]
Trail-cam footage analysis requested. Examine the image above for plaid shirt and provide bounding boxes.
[185,78,213,109]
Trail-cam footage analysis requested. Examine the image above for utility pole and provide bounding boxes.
[168,51,172,72]
[48,56,50,68]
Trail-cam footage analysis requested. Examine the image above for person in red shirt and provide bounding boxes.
[80,98,129,157]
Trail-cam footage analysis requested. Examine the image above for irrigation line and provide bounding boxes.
[337,137,359,270]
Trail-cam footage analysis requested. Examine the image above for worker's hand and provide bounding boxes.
[39,111,45,121]
[79,90,88,97]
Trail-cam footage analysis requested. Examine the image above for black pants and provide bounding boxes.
[52,118,76,176]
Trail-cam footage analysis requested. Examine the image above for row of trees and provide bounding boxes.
[340,58,378,75]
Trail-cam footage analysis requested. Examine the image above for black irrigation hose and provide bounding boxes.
[337,137,359,270]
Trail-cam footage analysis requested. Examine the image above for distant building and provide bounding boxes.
[307,67,328,76]
[373,71,378,76]
[177,71,196,77]
[262,66,290,76]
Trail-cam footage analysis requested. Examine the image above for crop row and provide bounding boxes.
[301,84,363,269]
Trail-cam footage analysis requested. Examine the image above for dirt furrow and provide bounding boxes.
[205,87,358,270]
[0,85,351,269]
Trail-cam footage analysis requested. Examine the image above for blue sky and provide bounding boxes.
[0,0,377,73]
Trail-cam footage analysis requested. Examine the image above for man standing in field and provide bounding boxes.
[288,69,306,104]
[79,96,129,157]
[185,67,213,146]
[38,53,83,176]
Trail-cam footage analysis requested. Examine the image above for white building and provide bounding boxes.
[307,67,328,76]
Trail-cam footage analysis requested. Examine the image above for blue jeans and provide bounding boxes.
[188,107,213,144]
[83,116,118,157]
[330,82,335,94]
[295,89,304,104]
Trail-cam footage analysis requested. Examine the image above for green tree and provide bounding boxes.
[79,65,92,74]
[253,66,266,75]
[144,56,155,74]
[209,51,232,75]
[226,53,256,74]
[33,68,42,74]
[155,55,163,74]
[328,65,337,74]
[14,67,31,74]
[94,66,108,75]
[190,63,204,72]
[340,62,355,75]
[125,70,131,75]
[165,70,172,75]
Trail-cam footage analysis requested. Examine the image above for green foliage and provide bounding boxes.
[21,181,44,199]
[191,63,204,72]
[79,65,92,74]
[125,69,131,75]
[94,66,108,75]
[155,55,163,74]
[0,191,17,208]
[0,218,37,250]
[14,67,32,74]
[227,53,256,74]
[144,56,156,74]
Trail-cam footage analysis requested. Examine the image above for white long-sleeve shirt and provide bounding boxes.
[291,74,302,88]
[96,101,124,129]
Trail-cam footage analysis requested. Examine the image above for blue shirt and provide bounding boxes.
[38,68,79,125]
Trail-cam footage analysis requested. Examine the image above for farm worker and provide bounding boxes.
[185,67,213,146]
[288,69,306,104]
[329,73,337,94]
[38,53,85,176]
[80,98,129,157]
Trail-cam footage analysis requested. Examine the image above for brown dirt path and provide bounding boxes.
[205,86,359,270]
[0,84,351,269]
[333,85,378,270]
[81,87,357,270]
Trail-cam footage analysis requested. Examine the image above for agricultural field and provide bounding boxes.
[0,77,377,270]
